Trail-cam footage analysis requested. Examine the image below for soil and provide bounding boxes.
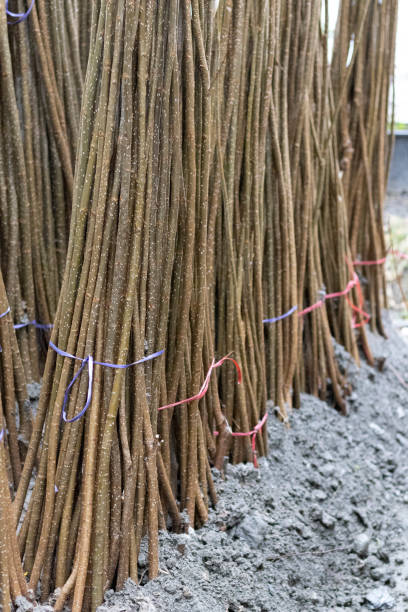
[95,313,408,612]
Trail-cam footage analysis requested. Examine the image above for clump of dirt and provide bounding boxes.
[97,313,408,612]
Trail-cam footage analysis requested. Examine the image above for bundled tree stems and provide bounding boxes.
[0,1,398,610]
[0,269,29,604]
[332,0,397,334]
[0,0,84,383]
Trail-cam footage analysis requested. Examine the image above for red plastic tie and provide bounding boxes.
[214,412,268,468]
[353,249,408,266]
[297,299,325,316]
[346,276,370,328]
[158,353,242,411]
[345,260,371,328]
[298,274,359,317]
[353,256,387,266]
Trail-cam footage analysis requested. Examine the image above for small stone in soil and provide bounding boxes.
[320,511,336,528]
[313,489,328,502]
[235,512,268,547]
[353,532,371,558]
[364,586,395,610]
[182,588,193,599]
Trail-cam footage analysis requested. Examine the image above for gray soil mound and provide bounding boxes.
[96,315,408,611]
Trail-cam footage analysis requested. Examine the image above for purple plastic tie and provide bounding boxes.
[0,308,51,330]
[5,0,35,24]
[0,307,51,350]
[0,428,4,442]
[0,306,10,320]
[50,341,165,423]
[263,305,298,324]
[14,320,53,330]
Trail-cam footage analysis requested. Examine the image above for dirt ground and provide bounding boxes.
[94,313,408,612]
